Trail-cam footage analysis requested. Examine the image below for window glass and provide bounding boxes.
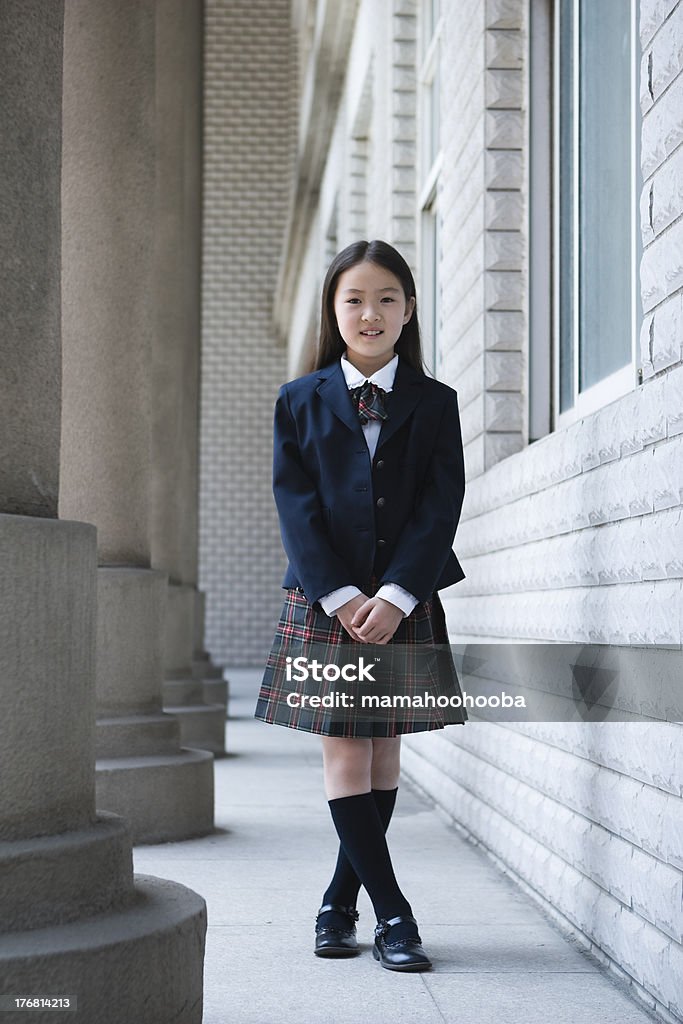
[578,0,632,391]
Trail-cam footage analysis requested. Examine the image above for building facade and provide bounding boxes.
[200,0,683,1019]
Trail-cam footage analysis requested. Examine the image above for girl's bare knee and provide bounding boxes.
[321,737,373,799]
[370,736,401,789]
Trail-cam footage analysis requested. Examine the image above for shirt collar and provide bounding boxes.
[340,352,398,392]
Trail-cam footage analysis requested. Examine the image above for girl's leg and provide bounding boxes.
[320,738,401,915]
[319,735,401,798]
[370,736,401,790]
[320,735,418,943]
[321,736,373,799]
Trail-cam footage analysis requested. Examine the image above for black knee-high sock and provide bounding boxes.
[318,788,398,930]
[326,792,415,936]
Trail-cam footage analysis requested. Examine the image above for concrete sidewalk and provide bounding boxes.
[133,671,665,1024]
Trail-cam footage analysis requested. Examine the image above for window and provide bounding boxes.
[531,0,642,433]
[418,0,442,375]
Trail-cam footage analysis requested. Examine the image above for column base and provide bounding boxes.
[202,677,228,710]
[0,875,206,1024]
[2,812,133,933]
[96,749,214,844]
[163,701,227,755]
[191,653,224,680]
[165,673,229,709]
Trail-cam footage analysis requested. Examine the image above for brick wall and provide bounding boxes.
[199,0,291,665]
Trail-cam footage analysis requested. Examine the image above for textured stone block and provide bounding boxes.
[651,145,683,236]
[485,229,524,270]
[640,0,680,49]
[654,293,682,372]
[486,67,523,107]
[485,391,523,431]
[392,12,417,42]
[486,28,524,69]
[648,0,683,98]
[485,147,523,188]
[641,235,667,311]
[486,0,524,30]
[486,309,525,348]
[485,269,524,309]
[484,350,523,390]
[664,364,683,435]
[642,74,683,178]
[485,108,524,147]
[485,189,524,229]
[392,38,416,65]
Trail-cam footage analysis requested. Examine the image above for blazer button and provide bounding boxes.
[375,460,385,469]
[377,539,386,547]
[376,497,386,508]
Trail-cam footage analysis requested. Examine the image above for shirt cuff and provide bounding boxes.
[319,586,363,617]
[375,583,419,617]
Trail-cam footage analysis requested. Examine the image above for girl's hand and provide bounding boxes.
[350,597,403,645]
[336,594,371,642]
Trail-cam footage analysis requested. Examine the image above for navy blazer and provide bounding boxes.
[273,357,466,609]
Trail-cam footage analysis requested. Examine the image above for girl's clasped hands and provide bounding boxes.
[336,594,404,645]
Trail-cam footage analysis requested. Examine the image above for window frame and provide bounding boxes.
[550,0,641,431]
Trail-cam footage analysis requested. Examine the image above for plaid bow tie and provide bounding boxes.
[349,380,389,424]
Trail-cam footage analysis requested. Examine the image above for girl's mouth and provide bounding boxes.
[360,330,383,336]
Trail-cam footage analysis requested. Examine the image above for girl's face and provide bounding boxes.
[333,260,415,375]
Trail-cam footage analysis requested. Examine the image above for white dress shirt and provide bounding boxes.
[318,353,419,619]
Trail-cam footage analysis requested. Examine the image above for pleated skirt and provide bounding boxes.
[254,583,468,738]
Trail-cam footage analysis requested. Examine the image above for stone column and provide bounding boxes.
[164,584,227,754]
[153,0,227,748]
[0,3,206,1018]
[193,588,229,710]
[60,0,215,841]
[177,2,226,698]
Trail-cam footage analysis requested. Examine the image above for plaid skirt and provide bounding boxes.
[254,583,468,738]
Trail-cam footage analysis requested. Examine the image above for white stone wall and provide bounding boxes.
[403,2,683,1021]
[200,0,291,664]
[640,0,683,376]
[439,0,526,478]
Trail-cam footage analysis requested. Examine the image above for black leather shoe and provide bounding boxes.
[373,915,432,971]
[314,903,360,958]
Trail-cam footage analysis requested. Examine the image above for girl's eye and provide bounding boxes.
[381,297,394,303]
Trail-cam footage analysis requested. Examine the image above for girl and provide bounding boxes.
[255,239,467,972]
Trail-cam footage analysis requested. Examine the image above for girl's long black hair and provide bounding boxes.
[314,239,425,373]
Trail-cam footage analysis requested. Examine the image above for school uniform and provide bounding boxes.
[255,353,468,737]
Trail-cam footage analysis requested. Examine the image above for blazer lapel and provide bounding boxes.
[376,359,424,451]
[315,362,365,438]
